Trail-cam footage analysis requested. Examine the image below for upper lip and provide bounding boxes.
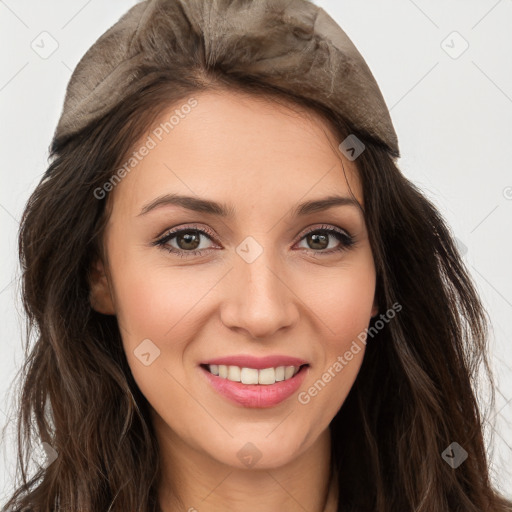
[201,355,309,370]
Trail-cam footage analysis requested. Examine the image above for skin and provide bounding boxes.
[90,89,378,512]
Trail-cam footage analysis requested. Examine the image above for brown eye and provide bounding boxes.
[153,225,218,258]
[174,230,202,251]
[305,232,330,250]
[296,225,355,255]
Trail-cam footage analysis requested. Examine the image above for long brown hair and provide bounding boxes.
[3,4,511,512]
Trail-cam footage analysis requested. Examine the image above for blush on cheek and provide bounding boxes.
[307,281,374,342]
[113,267,215,352]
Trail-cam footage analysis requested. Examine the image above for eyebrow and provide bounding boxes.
[138,193,363,217]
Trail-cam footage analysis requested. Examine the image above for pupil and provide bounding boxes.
[178,231,200,250]
[309,233,328,250]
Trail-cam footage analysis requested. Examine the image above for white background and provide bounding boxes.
[1,0,511,503]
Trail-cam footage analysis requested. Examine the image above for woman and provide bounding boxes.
[2,0,511,511]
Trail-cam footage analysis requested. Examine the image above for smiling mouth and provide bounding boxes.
[200,363,309,385]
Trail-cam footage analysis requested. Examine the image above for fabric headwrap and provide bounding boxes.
[53,0,399,158]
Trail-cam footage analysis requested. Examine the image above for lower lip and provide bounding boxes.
[199,365,309,408]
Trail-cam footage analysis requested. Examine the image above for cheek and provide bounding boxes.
[109,262,210,412]
[294,258,375,416]
[108,254,231,400]
[110,257,212,343]
[303,256,376,343]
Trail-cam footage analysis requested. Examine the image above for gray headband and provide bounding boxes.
[54,0,399,157]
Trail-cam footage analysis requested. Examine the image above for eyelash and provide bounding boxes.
[152,223,356,258]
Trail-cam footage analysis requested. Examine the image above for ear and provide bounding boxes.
[89,256,116,315]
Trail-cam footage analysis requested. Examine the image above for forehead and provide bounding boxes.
[108,90,363,217]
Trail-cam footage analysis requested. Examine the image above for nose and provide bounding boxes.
[219,246,299,340]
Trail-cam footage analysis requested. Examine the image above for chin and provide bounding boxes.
[206,430,310,470]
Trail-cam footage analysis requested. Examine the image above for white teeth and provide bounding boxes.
[207,364,303,385]
[258,367,275,385]
[285,366,296,380]
[241,367,259,384]
[227,365,241,382]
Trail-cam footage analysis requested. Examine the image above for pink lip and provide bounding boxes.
[199,364,309,408]
[201,354,308,369]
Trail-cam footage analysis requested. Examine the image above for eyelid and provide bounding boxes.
[154,223,218,243]
[300,223,352,239]
[154,222,352,242]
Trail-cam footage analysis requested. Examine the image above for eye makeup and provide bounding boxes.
[151,223,357,259]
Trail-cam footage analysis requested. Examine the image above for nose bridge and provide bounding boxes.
[220,235,298,338]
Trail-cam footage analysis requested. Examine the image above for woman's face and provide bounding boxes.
[91,90,378,470]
